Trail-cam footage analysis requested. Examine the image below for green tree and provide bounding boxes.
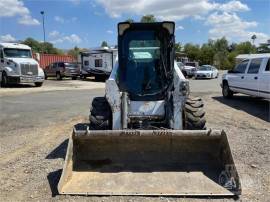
[140,15,156,23]
[23,38,42,53]
[101,41,108,47]
[235,42,256,54]
[183,43,200,61]
[251,34,257,45]
[199,43,215,65]
[22,37,64,54]
[67,46,80,57]
[227,51,238,70]
[42,42,60,54]
[175,42,182,52]
[213,37,230,69]
[125,18,134,23]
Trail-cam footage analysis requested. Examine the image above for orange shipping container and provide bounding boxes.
[33,53,77,69]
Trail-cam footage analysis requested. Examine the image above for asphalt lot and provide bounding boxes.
[0,76,269,201]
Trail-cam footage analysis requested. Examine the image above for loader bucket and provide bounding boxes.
[58,124,241,196]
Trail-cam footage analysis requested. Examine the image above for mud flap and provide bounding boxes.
[58,123,241,196]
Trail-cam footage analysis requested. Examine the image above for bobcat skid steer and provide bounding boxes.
[58,22,241,196]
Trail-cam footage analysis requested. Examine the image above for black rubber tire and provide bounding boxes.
[89,97,112,130]
[183,97,206,130]
[56,72,62,80]
[95,75,105,82]
[35,82,43,87]
[1,72,8,87]
[222,81,233,98]
[44,73,48,80]
[71,76,77,80]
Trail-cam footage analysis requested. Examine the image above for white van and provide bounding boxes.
[221,54,270,99]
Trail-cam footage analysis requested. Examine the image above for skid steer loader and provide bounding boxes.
[58,22,241,196]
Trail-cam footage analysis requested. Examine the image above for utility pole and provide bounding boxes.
[40,11,46,53]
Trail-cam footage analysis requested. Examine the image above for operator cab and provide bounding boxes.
[117,22,175,101]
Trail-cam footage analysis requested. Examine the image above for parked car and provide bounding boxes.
[185,61,199,68]
[182,61,199,78]
[0,42,44,87]
[182,65,197,78]
[221,54,270,99]
[44,62,80,80]
[176,61,184,70]
[195,65,219,79]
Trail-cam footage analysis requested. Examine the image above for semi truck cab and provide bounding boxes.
[0,42,44,87]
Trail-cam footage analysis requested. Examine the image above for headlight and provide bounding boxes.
[180,80,190,96]
[6,67,14,72]
[7,60,17,67]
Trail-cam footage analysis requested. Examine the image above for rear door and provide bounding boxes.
[259,58,270,99]
[228,59,249,93]
[51,63,58,76]
[243,58,262,97]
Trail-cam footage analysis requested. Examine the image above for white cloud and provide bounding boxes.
[0,34,16,42]
[54,16,65,23]
[176,26,184,30]
[69,0,80,5]
[66,34,82,43]
[95,0,250,20]
[206,12,268,44]
[96,0,217,20]
[18,15,40,25]
[49,31,82,44]
[54,16,78,23]
[106,30,113,34]
[49,30,60,38]
[0,0,40,25]
[217,0,249,12]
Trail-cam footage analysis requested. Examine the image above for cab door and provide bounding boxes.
[259,58,270,99]
[228,59,249,93]
[244,58,262,97]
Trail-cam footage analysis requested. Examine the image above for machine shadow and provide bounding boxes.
[2,83,35,88]
[47,169,62,197]
[46,139,68,159]
[46,139,68,197]
[212,95,270,122]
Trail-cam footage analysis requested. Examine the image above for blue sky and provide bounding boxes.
[0,0,269,49]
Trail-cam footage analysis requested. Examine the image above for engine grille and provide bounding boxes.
[20,63,38,76]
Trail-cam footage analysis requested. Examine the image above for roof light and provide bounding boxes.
[162,22,175,35]
[118,23,130,36]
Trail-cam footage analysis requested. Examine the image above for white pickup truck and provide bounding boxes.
[0,42,44,87]
[221,54,270,99]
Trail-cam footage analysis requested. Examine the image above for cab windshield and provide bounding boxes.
[118,30,166,98]
[4,48,32,58]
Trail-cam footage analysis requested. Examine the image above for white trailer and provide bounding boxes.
[79,47,117,80]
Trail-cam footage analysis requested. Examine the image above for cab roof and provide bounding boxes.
[236,53,270,59]
[0,42,31,50]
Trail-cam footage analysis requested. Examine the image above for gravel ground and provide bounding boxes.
[0,79,269,201]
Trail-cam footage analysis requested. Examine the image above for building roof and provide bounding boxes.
[0,42,31,50]
[80,47,117,56]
